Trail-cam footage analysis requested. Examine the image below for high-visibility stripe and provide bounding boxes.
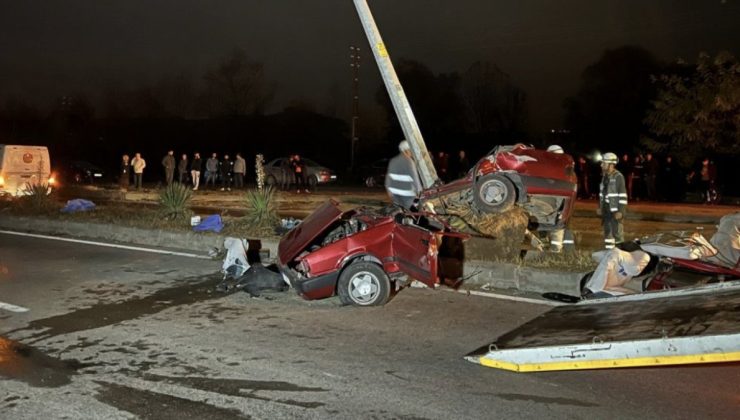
[618,200,628,204]
[610,207,619,211]
[387,187,416,197]
[618,193,628,197]
[550,241,562,246]
[388,173,414,182]
[605,245,615,249]
[563,240,575,244]
[604,238,616,243]
[477,351,740,372]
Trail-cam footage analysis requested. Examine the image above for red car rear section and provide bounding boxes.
[420,144,578,230]
[277,201,451,303]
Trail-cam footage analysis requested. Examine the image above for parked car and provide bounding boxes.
[420,144,578,230]
[358,158,389,188]
[263,157,337,187]
[278,200,466,306]
[61,160,106,184]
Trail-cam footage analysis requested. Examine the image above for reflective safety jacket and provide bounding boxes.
[385,153,422,209]
[599,170,628,213]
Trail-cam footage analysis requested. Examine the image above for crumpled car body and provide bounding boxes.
[277,200,465,306]
[420,144,578,230]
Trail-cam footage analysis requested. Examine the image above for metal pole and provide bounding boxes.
[352,0,438,188]
[350,46,361,170]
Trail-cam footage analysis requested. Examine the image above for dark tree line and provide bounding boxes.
[374,59,529,158]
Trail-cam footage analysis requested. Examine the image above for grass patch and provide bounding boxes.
[520,250,597,272]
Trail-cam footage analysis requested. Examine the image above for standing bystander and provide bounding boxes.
[119,154,131,190]
[178,154,189,184]
[162,150,176,186]
[233,153,246,189]
[191,153,202,191]
[131,153,146,190]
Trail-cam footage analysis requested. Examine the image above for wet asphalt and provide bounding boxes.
[1,234,738,419]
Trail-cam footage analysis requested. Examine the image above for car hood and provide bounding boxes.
[278,200,344,265]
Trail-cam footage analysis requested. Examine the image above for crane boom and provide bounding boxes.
[352,0,438,188]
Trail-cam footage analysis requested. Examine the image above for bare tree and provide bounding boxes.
[203,48,275,117]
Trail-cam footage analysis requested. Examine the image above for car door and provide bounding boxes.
[392,222,438,287]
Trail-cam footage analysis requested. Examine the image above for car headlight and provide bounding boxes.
[0,175,4,187]
[48,176,56,185]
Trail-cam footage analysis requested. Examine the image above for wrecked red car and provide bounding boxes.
[278,200,465,306]
[420,144,577,230]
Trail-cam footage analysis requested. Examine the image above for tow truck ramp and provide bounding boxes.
[465,283,740,372]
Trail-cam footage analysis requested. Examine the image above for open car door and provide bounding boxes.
[392,222,438,287]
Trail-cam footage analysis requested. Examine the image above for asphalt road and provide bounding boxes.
[1,234,738,419]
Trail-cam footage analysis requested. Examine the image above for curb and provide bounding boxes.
[0,215,581,295]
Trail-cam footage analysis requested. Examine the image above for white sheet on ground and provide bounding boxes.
[223,237,250,277]
[586,248,651,295]
[708,212,740,269]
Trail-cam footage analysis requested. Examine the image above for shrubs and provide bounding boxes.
[17,183,57,214]
[241,187,279,235]
[159,183,192,220]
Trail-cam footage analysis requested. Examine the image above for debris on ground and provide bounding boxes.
[216,264,290,297]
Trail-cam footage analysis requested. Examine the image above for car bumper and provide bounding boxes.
[278,264,338,300]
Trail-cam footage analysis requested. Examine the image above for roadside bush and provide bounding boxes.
[159,183,192,220]
[241,187,279,235]
[16,183,57,214]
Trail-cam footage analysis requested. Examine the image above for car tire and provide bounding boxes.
[473,174,516,213]
[337,261,391,306]
[308,175,319,188]
[265,175,277,186]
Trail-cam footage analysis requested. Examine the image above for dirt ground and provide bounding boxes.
[55,184,732,254]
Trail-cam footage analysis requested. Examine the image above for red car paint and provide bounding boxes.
[420,144,578,230]
[278,200,463,301]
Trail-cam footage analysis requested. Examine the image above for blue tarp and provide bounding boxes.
[193,214,224,233]
[61,199,96,213]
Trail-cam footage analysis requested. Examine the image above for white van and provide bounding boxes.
[0,144,55,196]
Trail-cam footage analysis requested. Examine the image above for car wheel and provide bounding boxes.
[337,261,391,306]
[365,176,376,188]
[473,174,516,213]
[265,175,277,186]
[308,175,319,188]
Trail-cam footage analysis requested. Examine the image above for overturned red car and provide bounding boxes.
[278,200,465,306]
[420,144,578,230]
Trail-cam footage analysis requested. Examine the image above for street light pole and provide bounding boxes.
[352,0,438,188]
[350,45,361,170]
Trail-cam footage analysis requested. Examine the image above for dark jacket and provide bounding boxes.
[599,170,628,214]
[385,153,422,209]
[191,158,202,172]
[178,158,188,174]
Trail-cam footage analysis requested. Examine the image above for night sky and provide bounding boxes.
[1,0,738,131]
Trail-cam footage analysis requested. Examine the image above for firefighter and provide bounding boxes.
[385,140,422,210]
[597,152,628,249]
[546,144,567,252]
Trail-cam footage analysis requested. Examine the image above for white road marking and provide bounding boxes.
[0,301,29,313]
[0,230,211,260]
[443,288,564,307]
